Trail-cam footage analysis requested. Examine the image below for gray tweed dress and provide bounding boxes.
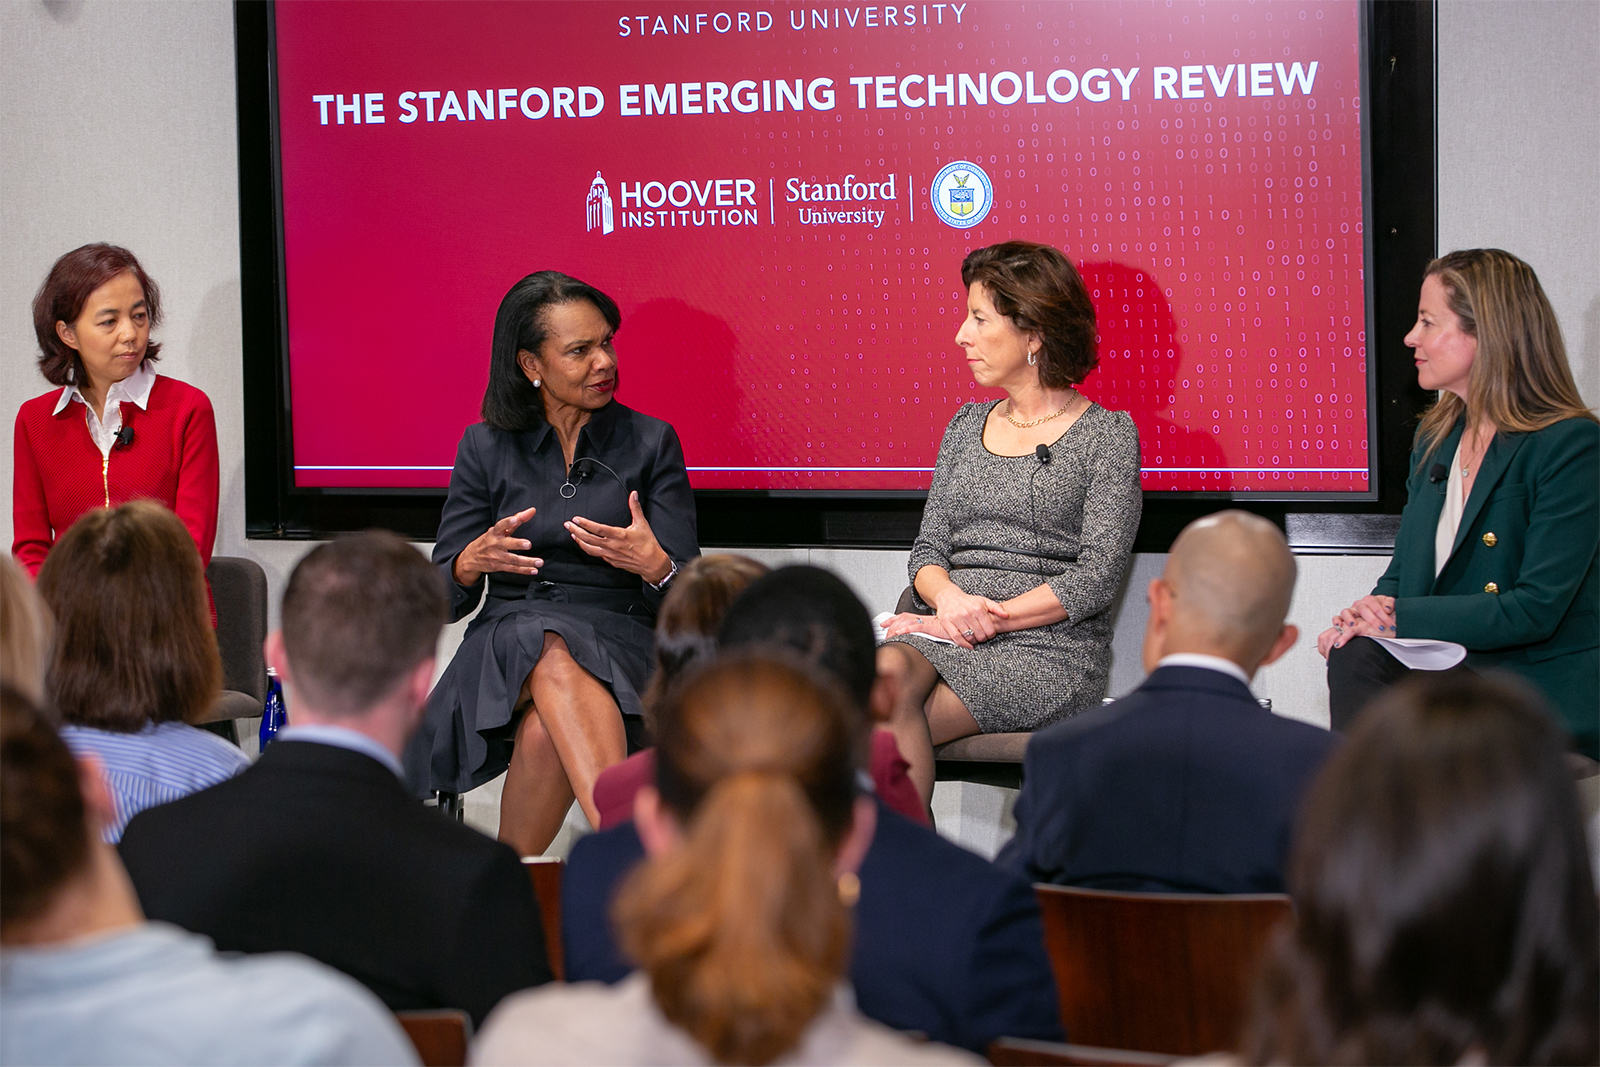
[887,400,1142,732]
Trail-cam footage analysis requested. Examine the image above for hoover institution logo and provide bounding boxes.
[585,171,763,230]
[930,160,992,229]
[587,172,615,234]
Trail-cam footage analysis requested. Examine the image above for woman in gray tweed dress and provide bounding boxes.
[880,241,1142,804]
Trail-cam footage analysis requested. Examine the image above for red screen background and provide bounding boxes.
[274,0,1369,493]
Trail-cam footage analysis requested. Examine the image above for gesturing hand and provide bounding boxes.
[454,506,543,586]
[566,491,672,584]
[931,586,1011,650]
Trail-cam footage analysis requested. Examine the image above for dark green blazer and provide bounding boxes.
[1374,415,1598,755]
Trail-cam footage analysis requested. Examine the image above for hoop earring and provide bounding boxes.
[1027,349,1037,366]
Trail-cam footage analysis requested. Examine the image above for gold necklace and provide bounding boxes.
[1005,393,1080,429]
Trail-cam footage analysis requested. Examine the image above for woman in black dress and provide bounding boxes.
[405,272,699,856]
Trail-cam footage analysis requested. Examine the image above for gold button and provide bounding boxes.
[1484,582,1499,594]
[1482,532,1497,547]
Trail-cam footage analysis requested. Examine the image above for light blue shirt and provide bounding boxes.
[0,922,418,1066]
[60,723,250,843]
[274,724,405,779]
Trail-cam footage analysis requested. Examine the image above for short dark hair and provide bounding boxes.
[38,502,220,731]
[717,566,877,711]
[961,241,1097,388]
[481,271,622,432]
[32,243,163,386]
[641,554,770,716]
[281,531,449,716]
[1,684,92,933]
[1245,672,1599,1065]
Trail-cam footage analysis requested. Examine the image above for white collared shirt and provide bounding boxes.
[52,362,156,459]
[273,724,405,780]
[1156,653,1253,688]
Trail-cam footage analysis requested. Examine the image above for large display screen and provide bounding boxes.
[272,0,1371,494]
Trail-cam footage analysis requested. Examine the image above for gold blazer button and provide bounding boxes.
[1484,581,1500,594]
[1482,532,1497,547]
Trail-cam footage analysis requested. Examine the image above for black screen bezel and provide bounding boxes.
[235,0,1435,550]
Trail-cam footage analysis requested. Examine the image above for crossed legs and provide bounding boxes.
[497,631,627,857]
[876,642,982,810]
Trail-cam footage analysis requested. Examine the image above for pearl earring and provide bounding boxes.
[532,378,541,388]
[1027,349,1037,366]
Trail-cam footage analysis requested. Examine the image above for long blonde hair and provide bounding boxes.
[0,557,52,705]
[613,654,861,1066]
[1415,249,1595,466]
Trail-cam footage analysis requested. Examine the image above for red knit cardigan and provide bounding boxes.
[12,375,219,578]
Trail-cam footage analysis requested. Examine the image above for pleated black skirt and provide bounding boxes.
[403,585,655,796]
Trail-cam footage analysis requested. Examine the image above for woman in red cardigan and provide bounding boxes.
[12,244,218,579]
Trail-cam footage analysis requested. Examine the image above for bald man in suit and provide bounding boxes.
[999,511,1340,894]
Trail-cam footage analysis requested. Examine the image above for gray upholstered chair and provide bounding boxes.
[195,556,270,728]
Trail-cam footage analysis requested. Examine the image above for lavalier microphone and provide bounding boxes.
[1428,463,1447,483]
[114,426,135,449]
[1035,443,1052,465]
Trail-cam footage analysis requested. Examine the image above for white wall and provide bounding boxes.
[4,0,1596,730]
[1436,0,1600,404]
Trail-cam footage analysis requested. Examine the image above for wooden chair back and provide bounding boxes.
[523,856,565,980]
[987,1037,1177,1066]
[395,1009,470,1067]
[1034,884,1290,1056]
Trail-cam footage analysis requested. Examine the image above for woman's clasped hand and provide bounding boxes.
[881,585,1011,649]
[1315,594,1397,658]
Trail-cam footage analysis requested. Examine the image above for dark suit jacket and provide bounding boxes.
[562,797,1063,1052]
[1375,416,1598,755]
[119,740,550,1026]
[998,665,1340,894]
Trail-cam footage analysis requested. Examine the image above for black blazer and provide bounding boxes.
[119,740,550,1026]
[562,798,1064,1053]
[998,665,1340,894]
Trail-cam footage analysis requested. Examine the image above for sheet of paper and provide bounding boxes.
[1370,636,1468,671]
[873,611,957,647]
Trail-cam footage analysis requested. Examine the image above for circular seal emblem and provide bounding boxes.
[930,160,993,229]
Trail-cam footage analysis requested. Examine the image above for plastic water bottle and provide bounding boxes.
[259,668,286,750]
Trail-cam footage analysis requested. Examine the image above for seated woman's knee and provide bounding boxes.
[535,633,586,684]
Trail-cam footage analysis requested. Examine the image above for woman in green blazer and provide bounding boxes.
[1321,249,1598,757]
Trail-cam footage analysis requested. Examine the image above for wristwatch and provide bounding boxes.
[647,558,679,591]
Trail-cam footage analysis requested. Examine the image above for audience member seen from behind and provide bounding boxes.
[1320,250,1598,756]
[1244,672,1598,1065]
[476,654,978,1067]
[562,565,1062,1053]
[593,563,927,830]
[13,244,220,585]
[36,501,245,842]
[592,553,769,827]
[1000,511,1340,893]
[118,531,551,1027]
[0,554,51,704]
[0,685,417,1067]
[879,240,1142,805]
